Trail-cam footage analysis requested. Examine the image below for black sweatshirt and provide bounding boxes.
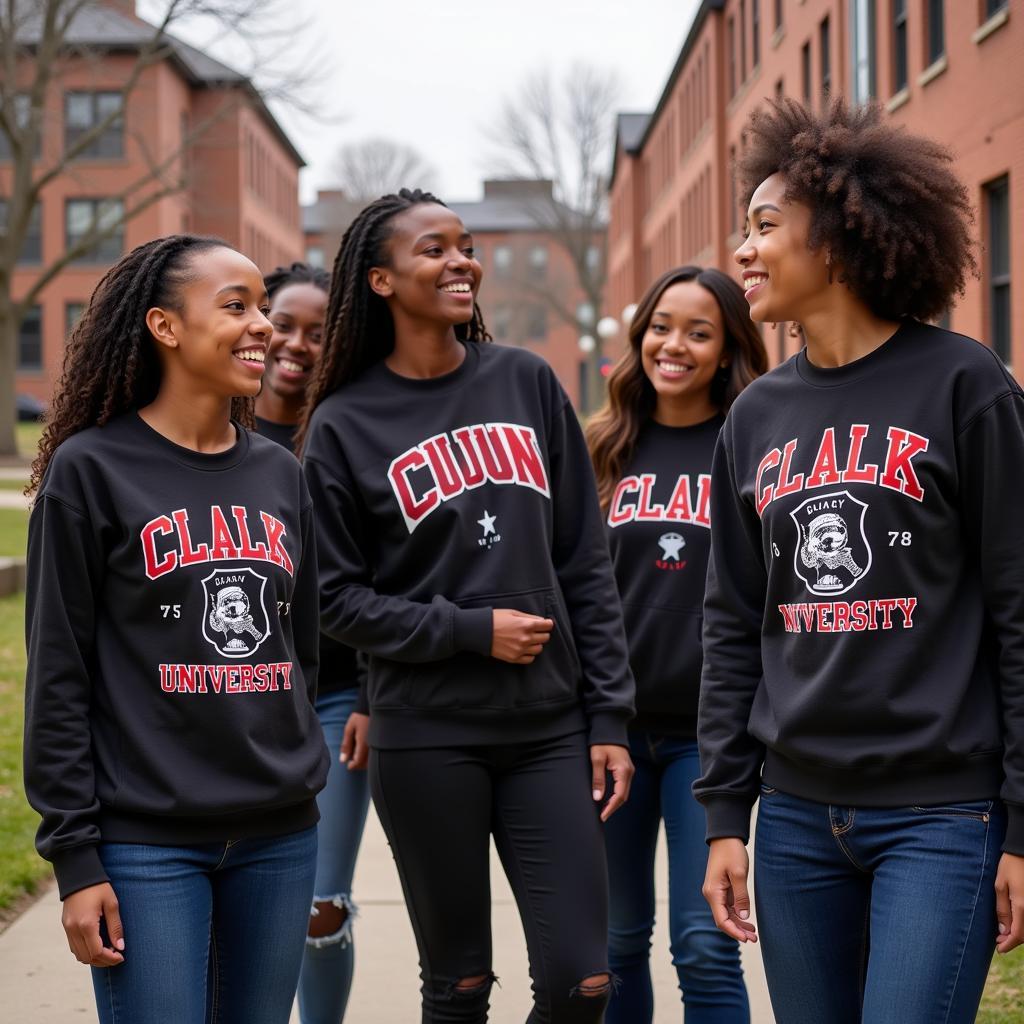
[255,415,361,696]
[24,414,330,899]
[303,342,634,750]
[694,321,1024,855]
[606,415,722,737]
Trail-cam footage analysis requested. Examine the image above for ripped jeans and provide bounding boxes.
[297,688,371,1024]
[370,732,612,1023]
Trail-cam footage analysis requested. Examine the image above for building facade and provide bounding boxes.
[4,1,304,405]
[608,0,1022,369]
[304,179,602,409]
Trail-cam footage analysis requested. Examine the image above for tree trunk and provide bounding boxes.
[582,347,606,417]
[0,302,20,458]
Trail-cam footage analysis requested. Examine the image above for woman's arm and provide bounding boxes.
[693,426,768,844]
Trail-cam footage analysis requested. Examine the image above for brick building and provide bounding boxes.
[608,0,1022,369]
[304,179,602,409]
[5,1,304,405]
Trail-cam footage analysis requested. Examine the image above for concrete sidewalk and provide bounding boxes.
[0,809,774,1022]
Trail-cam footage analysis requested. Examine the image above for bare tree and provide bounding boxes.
[487,63,619,412]
[0,0,322,457]
[332,137,438,204]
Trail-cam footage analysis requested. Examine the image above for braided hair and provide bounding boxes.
[29,234,253,494]
[264,261,330,300]
[295,188,490,453]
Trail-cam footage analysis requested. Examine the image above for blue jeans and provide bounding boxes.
[91,826,317,1024]
[754,785,1006,1024]
[298,688,371,1024]
[604,732,749,1023]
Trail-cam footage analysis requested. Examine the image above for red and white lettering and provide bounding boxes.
[422,434,466,500]
[260,513,294,575]
[608,476,639,527]
[232,506,270,560]
[209,507,241,561]
[172,509,211,566]
[693,474,712,527]
[388,449,440,533]
[880,427,928,501]
[635,474,666,521]
[142,515,176,579]
[755,448,781,516]
[806,428,842,488]
[451,427,487,488]
[842,425,879,484]
[664,475,693,522]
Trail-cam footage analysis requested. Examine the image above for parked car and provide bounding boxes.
[16,393,45,422]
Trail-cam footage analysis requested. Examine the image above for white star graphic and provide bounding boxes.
[658,533,686,561]
[478,510,497,537]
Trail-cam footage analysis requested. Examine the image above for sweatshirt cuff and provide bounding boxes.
[587,711,630,749]
[702,795,755,845]
[452,606,493,656]
[1004,802,1024,856]
[52,844,109,901]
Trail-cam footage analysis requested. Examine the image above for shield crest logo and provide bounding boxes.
[201,567,271,658]
[789,490,871,596]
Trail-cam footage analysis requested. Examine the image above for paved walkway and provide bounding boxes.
[0,809,774,1022]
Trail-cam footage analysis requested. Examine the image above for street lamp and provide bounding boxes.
[596,316,620,341]
[578,334,596,354]
[621,303,638,329]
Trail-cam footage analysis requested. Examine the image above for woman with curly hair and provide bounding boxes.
[586,266,765,1023]
[695,98,1024,1022]
[23,236,329,1023]
[300,188,635,1021]
[254,261,370,1024]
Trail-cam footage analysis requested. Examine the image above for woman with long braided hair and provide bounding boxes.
[254,261,371,1024]
[24,235,329,1024]
[301,189,636,1022]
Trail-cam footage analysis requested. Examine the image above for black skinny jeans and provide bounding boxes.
[370,731,611,1024]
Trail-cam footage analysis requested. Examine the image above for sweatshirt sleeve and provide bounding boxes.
[548,397,634,747]
[693,425,767,844]
[290,502,320,702]
[23,494,109,899]
[303,452,493,663]
[956,391,1024,855]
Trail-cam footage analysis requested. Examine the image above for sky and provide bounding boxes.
[165,0,702,205]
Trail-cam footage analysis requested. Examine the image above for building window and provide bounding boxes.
[492,306,511,343]
[493,244,513,278]
[65,92,123,159]
[306,246,325,268]
[18,305,42,371]
[729,145,739,235]
[820,16,832,102]
[728,17,737,96]
[925,0,944,65]
[985,175,1010,364]
[528,244,548,280]
[985,0,1008,16]
[774,0,783,30]
[0,198,42,263]
[753,0,761,65]
[0,94,39,160]
[802,41,812,102]
[775,77,785,99]
[892,0,908,94]
[66,198,124,263]
[740,0,748,78]
[65,302,86,338]
[851,0,877,102]
[525,305,547,341]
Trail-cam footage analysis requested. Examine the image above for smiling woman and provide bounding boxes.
[299,189,636,1021]
[23,235,328,1024]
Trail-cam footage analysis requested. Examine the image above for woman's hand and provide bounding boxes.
[62,882,125,967]
[995,851,1024,953]
[591,744,634,821]
[703,838,758,944]
[340,712,370,771]
[491,609,553,664]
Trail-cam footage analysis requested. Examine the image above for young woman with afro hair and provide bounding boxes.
[694,98,1024,1023]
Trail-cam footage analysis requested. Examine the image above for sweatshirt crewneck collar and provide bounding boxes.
[795,319,912,388]
[130,412,250,471]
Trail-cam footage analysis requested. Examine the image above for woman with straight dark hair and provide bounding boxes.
[696,98,1024,1023]
[299,188,635,1023]
[587,266,766,1023]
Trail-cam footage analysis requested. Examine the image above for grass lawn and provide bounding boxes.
[0,593,51,914]
[980,948,1024,1022]
[0,508,28,558]
[16,421,42,462]
[0,479,28,491]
